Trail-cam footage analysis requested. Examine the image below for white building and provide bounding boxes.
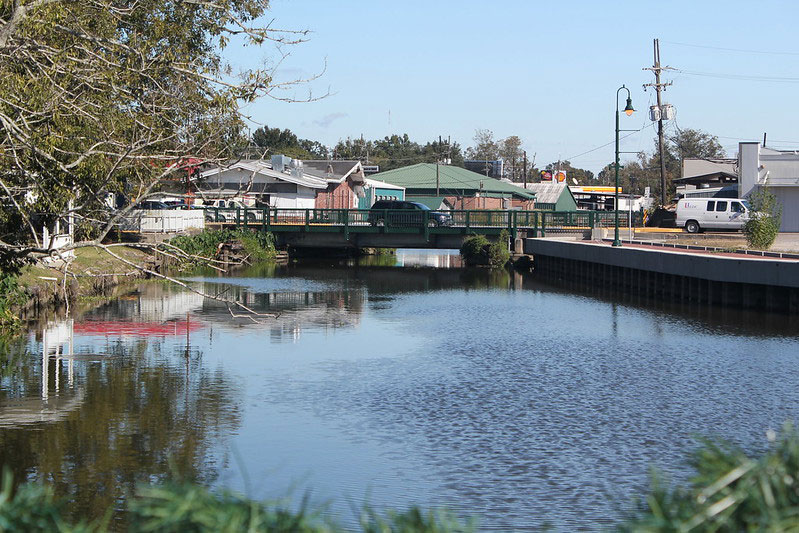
[198,158,324,209]
[196,157,366,209]
[738,142,799,232]
[675,158,738,199]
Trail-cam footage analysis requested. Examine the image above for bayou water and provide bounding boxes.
[2,249,799,531]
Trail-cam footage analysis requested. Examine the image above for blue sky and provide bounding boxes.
[228,0,799,174]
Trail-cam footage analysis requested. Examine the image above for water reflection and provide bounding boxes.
[1,253,799,531]
[358,249,465,269]
[0,320,84,428]
[0,312,241,526]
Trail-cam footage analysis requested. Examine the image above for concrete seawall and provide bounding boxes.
[524,238,799,313]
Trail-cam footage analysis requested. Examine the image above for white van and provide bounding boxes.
[676,198,750,233]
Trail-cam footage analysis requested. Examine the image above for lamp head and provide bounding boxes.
[624,97,635,116]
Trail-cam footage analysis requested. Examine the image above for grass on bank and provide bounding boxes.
[0,473,475,533]
[167,229,276,265]
[0,246,150,329]
[7,426,799,531]
[15,246,150,290]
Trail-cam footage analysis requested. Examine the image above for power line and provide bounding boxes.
[676,68,799,83]
[563,123,654,163]
[663,40,799,57]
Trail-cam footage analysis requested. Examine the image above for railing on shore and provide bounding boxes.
[198,207,643,238]
[122,209,205,233]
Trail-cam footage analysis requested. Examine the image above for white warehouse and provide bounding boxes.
[738,142,799,232]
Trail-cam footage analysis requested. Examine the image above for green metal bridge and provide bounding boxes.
[203,207,640,249]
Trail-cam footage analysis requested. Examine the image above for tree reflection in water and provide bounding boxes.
[0,317,241,525]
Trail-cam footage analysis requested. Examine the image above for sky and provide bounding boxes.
[226,0,799,175]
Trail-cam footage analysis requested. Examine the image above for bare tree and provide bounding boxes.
[499,135,523,181]
[465,129,500,161]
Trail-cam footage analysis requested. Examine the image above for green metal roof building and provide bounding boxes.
[370,163,536,202]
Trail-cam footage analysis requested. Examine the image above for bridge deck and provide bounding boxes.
[199,207,639,248]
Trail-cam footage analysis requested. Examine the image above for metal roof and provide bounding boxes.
[369,163,535,200]
[522,182,571,204]
[682,158,737,179]
[406,196,449,209]
[365,177,405,190]
[199,160,329,189]
[302,160,365,183]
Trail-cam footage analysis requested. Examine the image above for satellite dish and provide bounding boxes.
[572,178,579,185]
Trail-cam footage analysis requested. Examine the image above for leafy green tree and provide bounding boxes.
[668,128,726,161]
[299,139,330,159]
[332,134,464,172]
[0,0,314,271]
[251,126,328,159]
[422,139,465,168]
[598,129,725,202]
[333,137,375,161]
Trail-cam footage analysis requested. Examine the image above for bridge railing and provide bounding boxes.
[198,207,642,234]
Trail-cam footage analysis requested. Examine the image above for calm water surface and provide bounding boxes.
[2,248,799,531]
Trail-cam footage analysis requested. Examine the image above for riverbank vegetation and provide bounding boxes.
[167,229,277,267]
[4,426,799,531]
[620,424,799,531]
[0,246,151,323]
[0,473,475,532]
[459,231,510,268]
[0,274,25,328]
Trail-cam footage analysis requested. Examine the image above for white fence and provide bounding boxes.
[122,210,205,233]
[41,229,75,264]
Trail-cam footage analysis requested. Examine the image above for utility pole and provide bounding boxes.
[644,38,673,206]
[436,135,442,196]
[523,151,528,188]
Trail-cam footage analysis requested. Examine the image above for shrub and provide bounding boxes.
[167,229,276,266]
[128,482,329,533]
[359,507,476,533]
[460,232,510,269]
[487,230,511,269]
[0,469,96,532]
[0,274,24,328]
[743,188,782,250]
[618,423,799,532]
[459,234,490,267]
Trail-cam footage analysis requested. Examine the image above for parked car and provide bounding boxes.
[163,200,189,210]
[134,200,171,210]
[676,198,751,233]
[200,199,262,222]
[368,200,453,227]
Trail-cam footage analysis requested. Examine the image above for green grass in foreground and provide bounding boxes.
[4,426,799,531]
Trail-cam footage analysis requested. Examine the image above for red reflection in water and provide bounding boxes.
[73,320,203,337]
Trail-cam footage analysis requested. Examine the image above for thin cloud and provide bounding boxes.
[313,112,348,128]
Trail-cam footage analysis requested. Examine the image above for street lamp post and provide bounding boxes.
[614,85,635,247]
